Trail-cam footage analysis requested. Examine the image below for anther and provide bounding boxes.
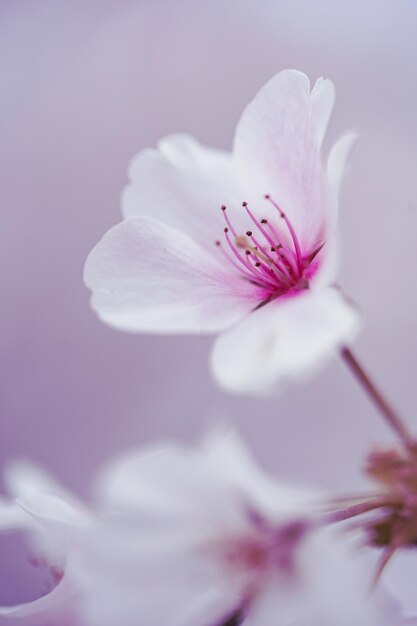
[245,250,251,256]
[255,262,260,267]
[221,205,227,211]
[246,231,252,237]
[215,240,221,246]
[224,227,229,233]
[261,219,267,224]
[242,201,248,207]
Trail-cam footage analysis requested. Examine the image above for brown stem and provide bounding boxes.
[341,346,414,449]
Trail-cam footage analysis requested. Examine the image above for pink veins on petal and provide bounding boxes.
[215,196,323,302]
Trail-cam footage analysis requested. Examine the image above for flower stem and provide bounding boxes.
[340,346,414,450]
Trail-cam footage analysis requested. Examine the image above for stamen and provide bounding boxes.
[259,218,298,279]
[242,202,277,249]
[215,240,252,275]
[246,231,290,288]
[221,206,238,238]
[247,256,282,290]
[248,253,287,290]
[214,197,323,299]
[265,195,303,276]
[223,229,270,285]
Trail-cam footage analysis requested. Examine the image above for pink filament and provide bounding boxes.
[215,196,321,298]
[265,195,303,276]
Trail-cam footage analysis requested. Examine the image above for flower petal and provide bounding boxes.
[4,461,83,511]
[0,499,28,530]
[210,288,360,395]
[93,442,243,532]
[84,216,258,334]
[234,69,335,249]
[94,429,319,532]
[310,133,358,290]
[122,134,244,251]
[327,132,358,225]
[245,530,398,626]
[71,521,235,626]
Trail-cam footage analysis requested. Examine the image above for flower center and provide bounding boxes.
[218,519,308,592]
[215,195,323,302]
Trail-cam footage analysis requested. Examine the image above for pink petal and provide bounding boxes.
[84,216,259,334]
[122,134,245,252]
[234,69,335,250]
[210,288,360,395]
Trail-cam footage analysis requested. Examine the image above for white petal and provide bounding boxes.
[327,132,358,225]
[381,549,417,617]
[201,429,321,520]
[4,461,82,510]
[84,216,258,334]
[3,462,91,570]
[211,288,360,395]
[234,69,335,249]
[122,133,245,251]
[94,429,319,532]
[0,499,28,530]
[11,494,92,575]
[18,494,90,529]
[245,530,398,626]
[71,522,235,626]
[93,440,248,535]
[310,133,358,289]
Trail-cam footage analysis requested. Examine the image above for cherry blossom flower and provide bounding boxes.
[84,69,360,394]
[0,431,397,626]
[45,432,405,625]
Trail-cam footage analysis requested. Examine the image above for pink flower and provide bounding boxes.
[84,69,360,394]
[66,431,396,626]
[0,432,397,626]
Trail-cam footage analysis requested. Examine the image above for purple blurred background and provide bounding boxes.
[1,0,417,612]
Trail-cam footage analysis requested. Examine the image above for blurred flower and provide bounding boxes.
[84,69,360,394]
[0,431,396,625]
[0,462,91,625]
[330,443,417,584]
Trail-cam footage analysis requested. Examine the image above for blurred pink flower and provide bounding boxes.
[85,69,359,394]
[52,432,399,626]
[0,431,397,626]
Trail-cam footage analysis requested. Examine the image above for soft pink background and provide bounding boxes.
[1,0,416,614]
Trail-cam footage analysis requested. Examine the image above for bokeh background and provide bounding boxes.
[1,0,416,615]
